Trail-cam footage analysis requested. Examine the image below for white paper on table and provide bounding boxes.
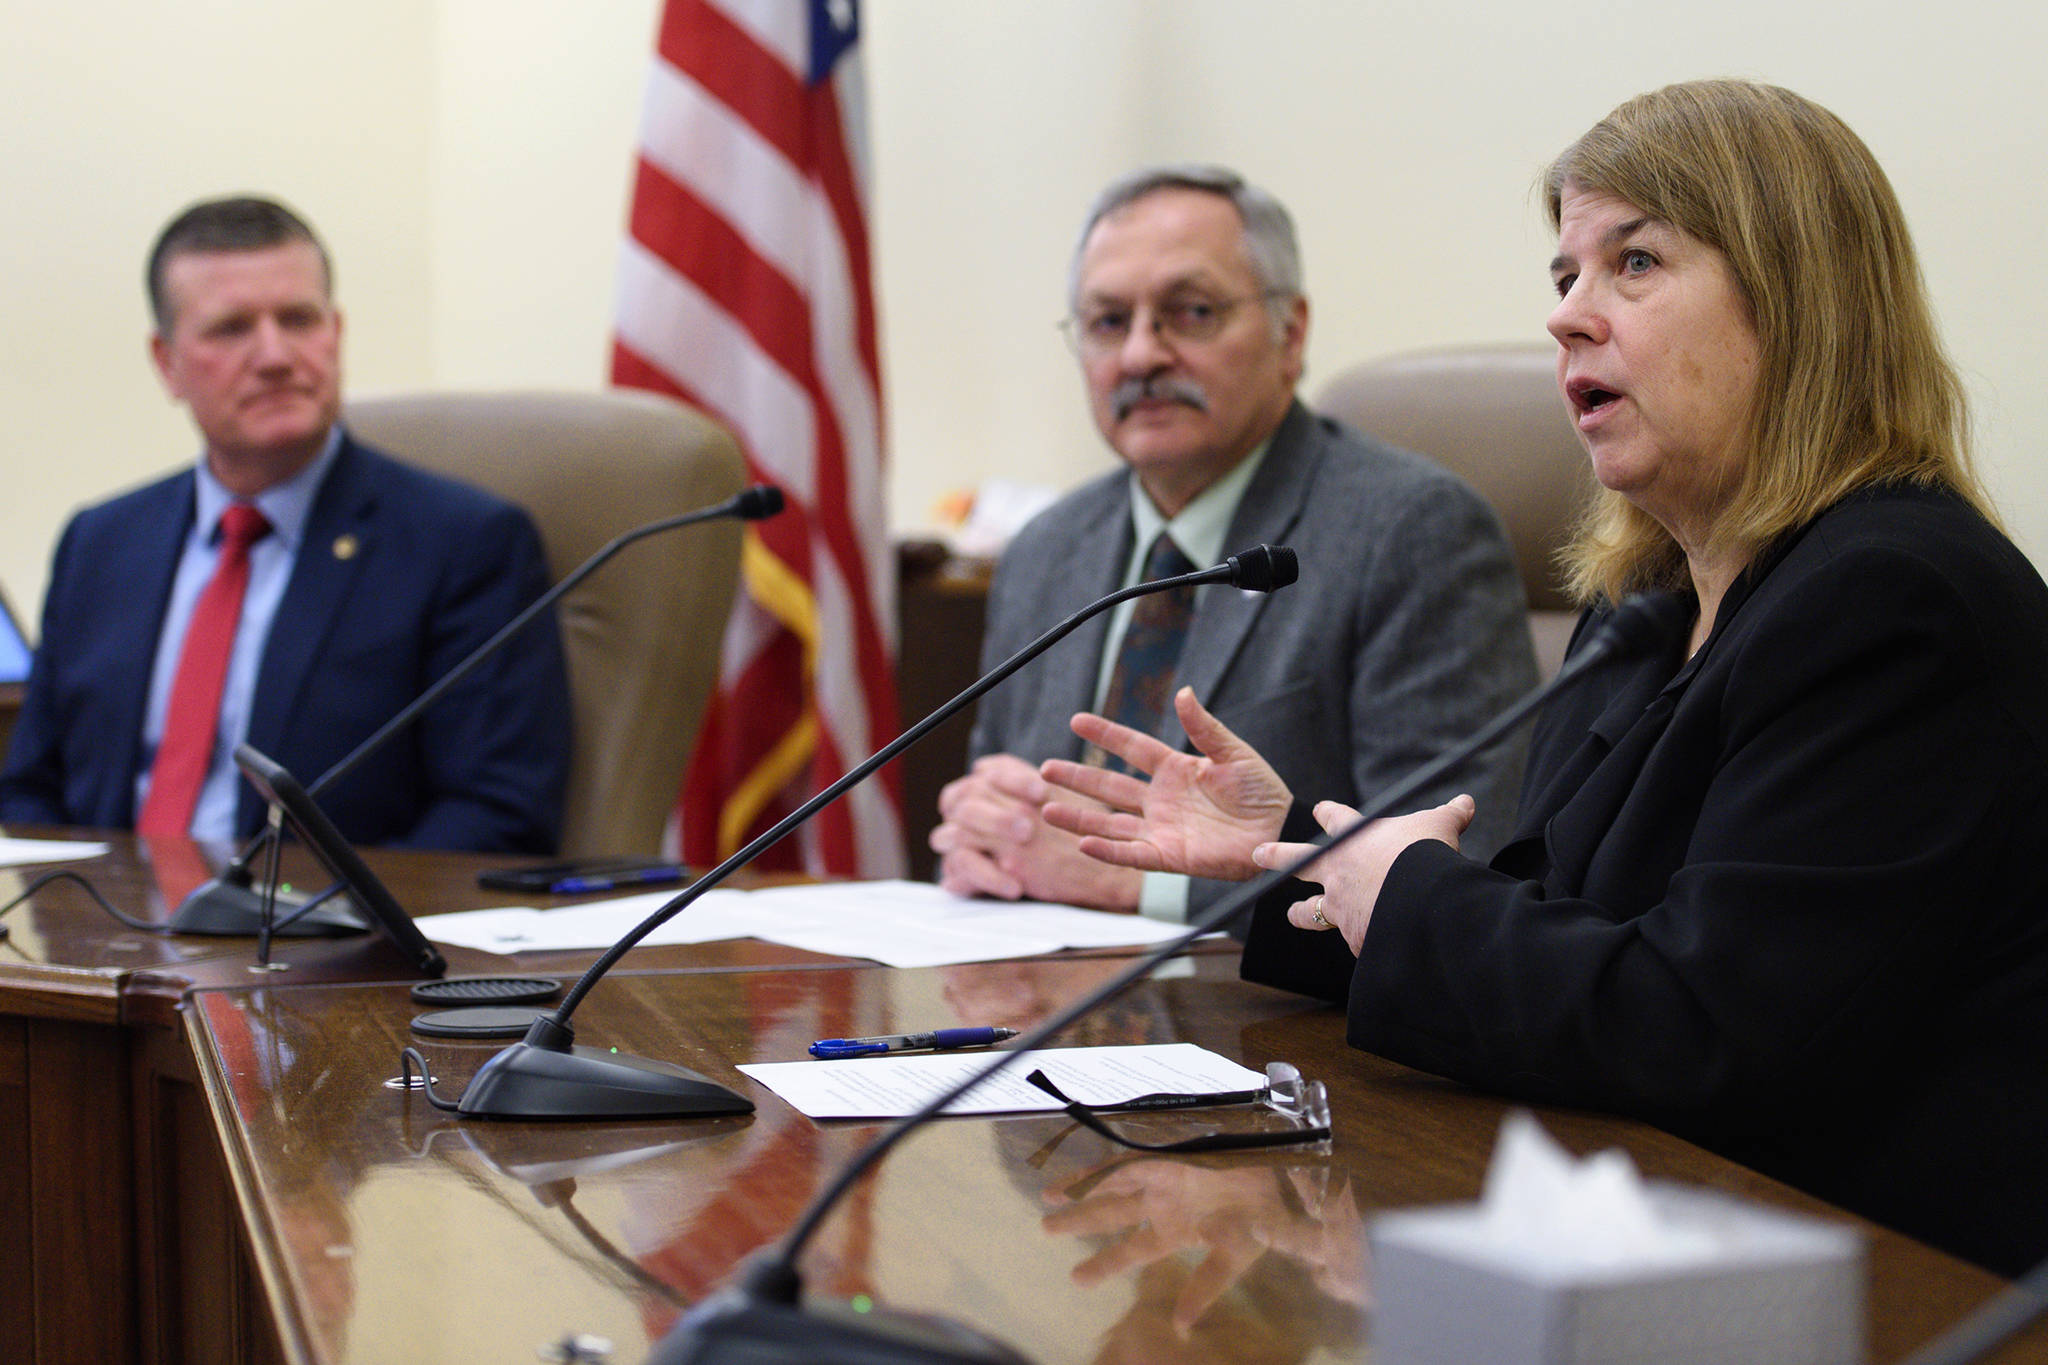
[423,878,1198,966]
[0,836,110,867]
[419,887,752,952]
[739,1042,1264,1118]
[697,880,1195,966]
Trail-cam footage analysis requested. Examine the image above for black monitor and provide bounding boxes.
[232,743,447,977]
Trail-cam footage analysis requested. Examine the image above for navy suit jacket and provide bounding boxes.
[0,433,570,853]
[1241,485,2048,1276]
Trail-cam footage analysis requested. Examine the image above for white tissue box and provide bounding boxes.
[1371,1184,1865,1365]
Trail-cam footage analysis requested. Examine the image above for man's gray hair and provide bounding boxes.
[1069,164,1302,333]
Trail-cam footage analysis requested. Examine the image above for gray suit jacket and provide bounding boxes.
[969,401,1539,910]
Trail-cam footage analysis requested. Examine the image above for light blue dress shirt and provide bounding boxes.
[1097,438,1273,922]
[137,430,343,841]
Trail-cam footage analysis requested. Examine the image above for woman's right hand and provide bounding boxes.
[1039,687,1293,882]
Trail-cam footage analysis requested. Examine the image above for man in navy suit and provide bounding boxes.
[0,196,569,852]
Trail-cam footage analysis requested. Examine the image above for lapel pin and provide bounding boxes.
[332,534,359,561]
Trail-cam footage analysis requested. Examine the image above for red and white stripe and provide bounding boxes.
[613,0,903,877]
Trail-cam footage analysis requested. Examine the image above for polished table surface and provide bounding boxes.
[0,829,852,1016]
[184,952,2046,1365]
[0,828,873,1365]
[0,830,259,1021]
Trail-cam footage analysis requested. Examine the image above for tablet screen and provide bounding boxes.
[0,593,31,685]
[232,742,447,978]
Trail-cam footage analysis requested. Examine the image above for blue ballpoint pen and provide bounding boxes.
[551,866,689,895]
[809,1026,1017,1059]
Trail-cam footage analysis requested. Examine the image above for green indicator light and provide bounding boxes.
[610,1047,619,1054]
[851,1296,873,1314]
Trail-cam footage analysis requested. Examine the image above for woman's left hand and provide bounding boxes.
[1255,794,1477,954]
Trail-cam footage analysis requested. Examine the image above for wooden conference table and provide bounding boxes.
[0,829,846,1364]
[4,831,2044,1363]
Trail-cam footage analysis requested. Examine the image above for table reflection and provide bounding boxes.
[1038,1150,1367,1363]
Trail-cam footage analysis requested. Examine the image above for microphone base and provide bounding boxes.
[168,876,370,938]
[456,1039,756,1120]
[650,1286,1036,1365]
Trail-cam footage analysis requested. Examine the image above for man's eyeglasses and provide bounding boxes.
[1060,290,1287,356]
[1026,1060,1331,1154]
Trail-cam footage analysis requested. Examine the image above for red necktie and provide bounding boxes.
[137,503,273,837]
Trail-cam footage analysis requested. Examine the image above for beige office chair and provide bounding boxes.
[1315,344,1596,677]
[344,389,746,856]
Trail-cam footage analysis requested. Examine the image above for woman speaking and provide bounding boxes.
[1041,80,2048,1277]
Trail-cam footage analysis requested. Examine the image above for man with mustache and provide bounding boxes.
[931,165,1534,920]
[0,196,569,853]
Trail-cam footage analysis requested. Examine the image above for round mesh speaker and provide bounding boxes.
[409,976,562,1006]
[409,1006,554,1039]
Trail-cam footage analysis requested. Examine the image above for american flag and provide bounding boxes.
[612,0,904,877]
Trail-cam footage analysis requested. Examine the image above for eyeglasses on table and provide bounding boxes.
[1025,1060,1331,1154]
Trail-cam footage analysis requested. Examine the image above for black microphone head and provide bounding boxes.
[1591,591,1690,660]
[1225,544,1298,593]
[734,485,785,520]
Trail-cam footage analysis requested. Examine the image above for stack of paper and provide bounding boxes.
[422,878,1199,967]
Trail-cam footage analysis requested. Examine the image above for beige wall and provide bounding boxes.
[3,0,2044,631]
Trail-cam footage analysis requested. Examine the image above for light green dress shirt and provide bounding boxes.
[1096,438,1273,922]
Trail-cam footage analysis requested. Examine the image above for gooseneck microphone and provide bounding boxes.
[403,544,1301,1121]
[647,592,1684,1365]
[169,484,786,936]
[1895,1251,2048,1365]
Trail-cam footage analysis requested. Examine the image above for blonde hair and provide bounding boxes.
[1545,80,1992,604]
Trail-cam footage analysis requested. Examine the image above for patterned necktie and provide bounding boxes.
[137,503,273,837]
[1091,531,1198,771]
